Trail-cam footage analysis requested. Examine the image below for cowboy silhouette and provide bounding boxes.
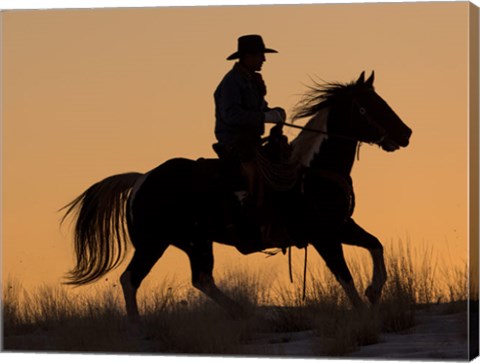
[213,34,287,244]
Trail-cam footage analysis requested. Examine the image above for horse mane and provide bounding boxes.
[290,79,360,167]
[292,79,358,120]
[290,108,329,167]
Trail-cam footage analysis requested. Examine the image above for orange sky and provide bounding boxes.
[1,2,475,291]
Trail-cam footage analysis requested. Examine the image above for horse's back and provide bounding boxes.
[146,157,223,192]
[148,157,197,183]
[129,157,225,239]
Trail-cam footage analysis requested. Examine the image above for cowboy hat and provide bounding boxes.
[226,34,278,60]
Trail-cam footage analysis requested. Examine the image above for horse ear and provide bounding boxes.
[366,71,375,87]
[356,71,365,84]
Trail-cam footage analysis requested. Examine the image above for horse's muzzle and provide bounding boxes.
[400,127,412,147]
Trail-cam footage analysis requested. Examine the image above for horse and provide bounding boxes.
[61,71,412,322]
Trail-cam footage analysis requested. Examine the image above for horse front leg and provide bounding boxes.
[313,241,365,308]
[341,218,387,304]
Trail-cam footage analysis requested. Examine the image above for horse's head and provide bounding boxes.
[345,71,412,151]
[292,71,412,156]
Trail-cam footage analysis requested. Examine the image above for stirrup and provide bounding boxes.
[261,223,290,248]
[234,190,249,205]
[226,223,242,243]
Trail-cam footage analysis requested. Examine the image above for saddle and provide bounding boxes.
[193,127,299,254]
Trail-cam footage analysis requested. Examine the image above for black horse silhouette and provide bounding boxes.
[61,71,412,322]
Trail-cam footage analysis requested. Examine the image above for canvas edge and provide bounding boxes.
[469,1,480,361]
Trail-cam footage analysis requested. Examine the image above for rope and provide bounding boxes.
[303,246,308,301]
[286,246,309,301]
[256,148,299,192]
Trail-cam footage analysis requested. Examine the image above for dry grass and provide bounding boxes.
[269,239,470,355]
[2,269,273,355]
[2,240,471,356]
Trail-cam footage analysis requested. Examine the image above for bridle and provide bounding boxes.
[352,98,388,145]
[283,96,388,146]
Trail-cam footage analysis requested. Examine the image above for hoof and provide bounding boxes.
[353,299,367,309]
[227,302,249,319]
[365,285,381,304]
[125,315,144,337]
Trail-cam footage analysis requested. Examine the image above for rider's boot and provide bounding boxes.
[260,221,290,249]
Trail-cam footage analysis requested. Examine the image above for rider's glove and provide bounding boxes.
[264,107,286,124]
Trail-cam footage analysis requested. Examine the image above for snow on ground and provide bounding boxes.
[348,309,469,360]
[241,306,470,360]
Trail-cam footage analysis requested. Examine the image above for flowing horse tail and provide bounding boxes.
[61,172,143,285]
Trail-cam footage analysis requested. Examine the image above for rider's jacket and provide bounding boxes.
[214,62,271,145]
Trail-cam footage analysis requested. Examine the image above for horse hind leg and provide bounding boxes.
[183,240,242,317]
[120,243,168,324]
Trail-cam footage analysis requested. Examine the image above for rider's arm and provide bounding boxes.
[216,75,266,128]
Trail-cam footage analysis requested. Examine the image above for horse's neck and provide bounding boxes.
[291,107,358,179]
[309,138,358,179]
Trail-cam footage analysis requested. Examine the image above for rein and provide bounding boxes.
[283,121,358,142]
